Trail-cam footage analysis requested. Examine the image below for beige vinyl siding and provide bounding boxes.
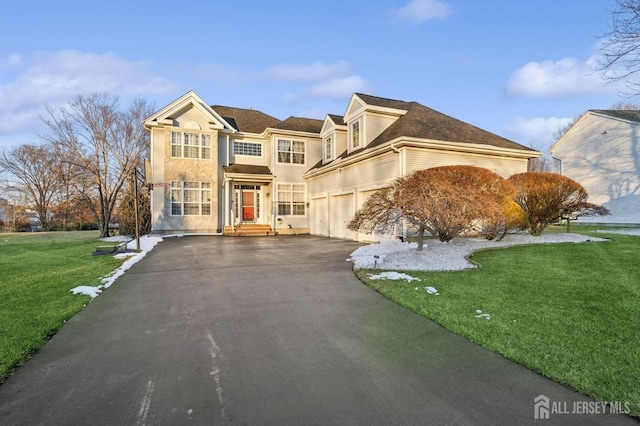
[365,114,398,146]
[308,153,399,194]
[173,108,208,128]
[404,148,527,178]
[229,138,265,166]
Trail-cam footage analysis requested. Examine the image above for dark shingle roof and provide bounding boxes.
[223,164,272,175]
[271,116,324,133]
[590,110,640,123]
[211,105,281,134]
[367,101,533,151]
[327,114,345,126]
[354,93,413,111]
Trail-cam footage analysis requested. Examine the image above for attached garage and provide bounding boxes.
[330,194,354,239]
[310,197,329,236]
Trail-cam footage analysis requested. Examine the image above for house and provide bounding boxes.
[144,91,540,240]
[549,110,640,225]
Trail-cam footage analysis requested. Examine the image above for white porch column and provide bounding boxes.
[224,179,230,226]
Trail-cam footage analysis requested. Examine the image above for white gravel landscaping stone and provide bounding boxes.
[350,232,609,272]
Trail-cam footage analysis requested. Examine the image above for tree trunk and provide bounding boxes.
[416,224,426,251]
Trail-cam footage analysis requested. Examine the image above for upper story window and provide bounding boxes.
[351,120,361,149]
[171,131,211,160]
[234,141,262,157]
[324,136,332,161]
[277,139,305,164]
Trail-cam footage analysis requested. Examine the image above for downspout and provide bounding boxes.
[391,142,407,240]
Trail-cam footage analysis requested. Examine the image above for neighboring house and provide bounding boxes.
[549,110,640,225]
[144,91,539,240]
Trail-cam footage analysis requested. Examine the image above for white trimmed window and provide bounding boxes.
[171,131,212,159]
[171,181,211,216]
[234,141,262,157]
[277,183,306,216]
[277,139,305,164]
[351,120,361,149]
[324,136,332,161]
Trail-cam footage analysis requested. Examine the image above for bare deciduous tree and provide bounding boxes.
[42,94,152,237]
[597,0,640,96]
[0,143,61,230]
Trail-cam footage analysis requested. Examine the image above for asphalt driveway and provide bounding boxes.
[0,235,635,425]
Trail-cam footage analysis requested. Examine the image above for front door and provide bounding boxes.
[242,190,255,222]
[235,185,261,224]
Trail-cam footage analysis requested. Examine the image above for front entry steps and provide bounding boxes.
[223,224,275,237]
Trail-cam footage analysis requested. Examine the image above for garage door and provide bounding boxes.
[310,197,329,236]
[331,194,354,240]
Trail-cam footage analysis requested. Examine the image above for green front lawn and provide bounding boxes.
[0,231,126,383]
[356,227,640,417]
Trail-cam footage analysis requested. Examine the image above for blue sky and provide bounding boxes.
[0,0,627,152]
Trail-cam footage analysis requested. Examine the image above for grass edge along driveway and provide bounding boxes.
[355,228,640,419]
[0,231,126,383]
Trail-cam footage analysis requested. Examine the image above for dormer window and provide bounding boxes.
[324,136,332,161]
[351,120,361,149]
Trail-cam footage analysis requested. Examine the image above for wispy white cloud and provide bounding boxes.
[267,60,368,102]
[505,55,613,98]
[505,116,575,149]
[266,61,351,83]
[307,76,369,99]
[0,53,22,69]
[394,0,451,24]
[0,50,176,139]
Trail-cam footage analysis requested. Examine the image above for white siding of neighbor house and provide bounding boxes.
[404,148,528,178]
[551,113,640,224]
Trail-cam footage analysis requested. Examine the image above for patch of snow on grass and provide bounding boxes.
[70,235,163,299]
[475,309,491,320]
[425,286,439,295]
[70,286,102,299]
[368,271,421,282]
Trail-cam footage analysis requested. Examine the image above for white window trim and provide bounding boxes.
[170,181,212,216]
[233,140,263,158]
[350,120,361,151]
[276,182,307,217]
[276,138,307,165]
[171,130,212,160]
[324,135,333,162]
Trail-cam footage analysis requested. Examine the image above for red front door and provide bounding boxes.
[242,191,255,222]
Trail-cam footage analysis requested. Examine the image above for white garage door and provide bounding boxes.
[331,194,354,240]
[310,197,329,236]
